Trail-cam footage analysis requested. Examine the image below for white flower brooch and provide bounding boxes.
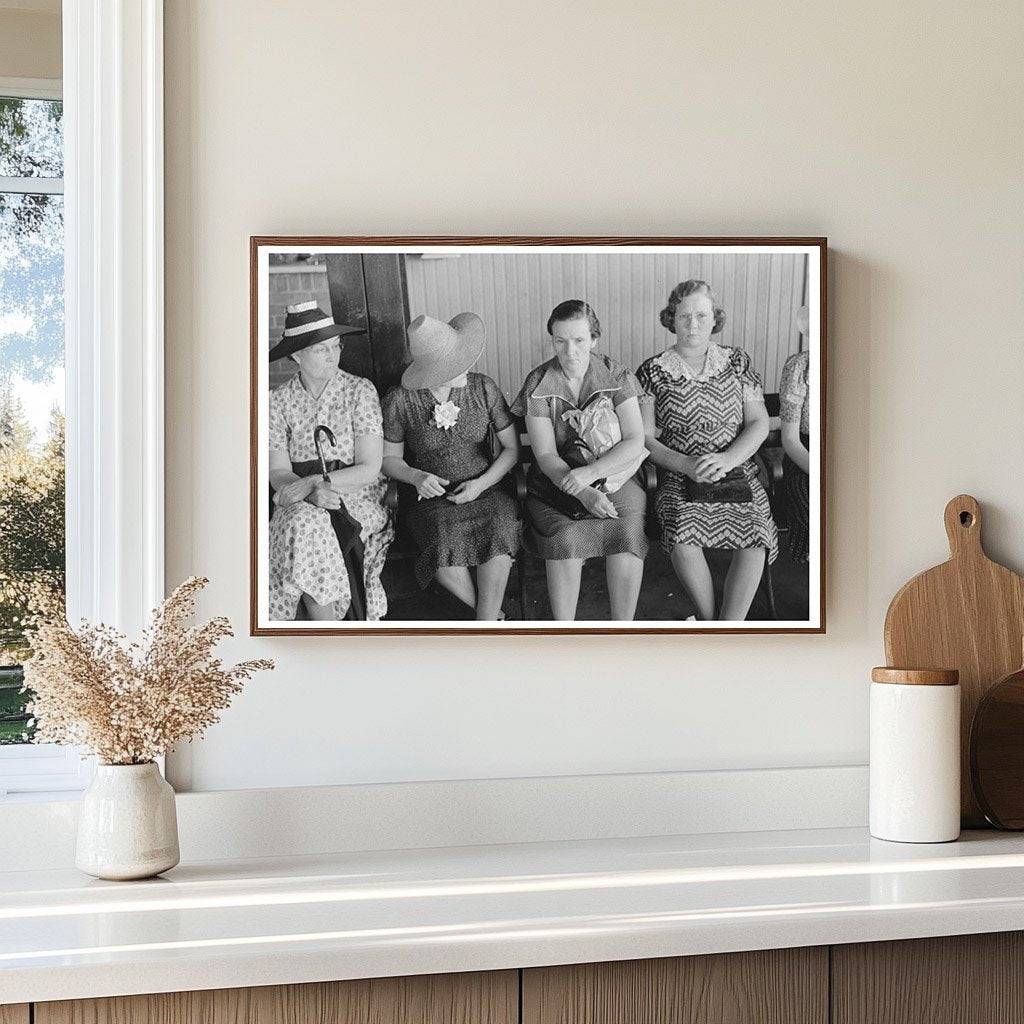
[431,400,460,430]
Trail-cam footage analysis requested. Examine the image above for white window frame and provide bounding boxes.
[0,77,61,101]
[0,78,64,193]
[0,0,164,799]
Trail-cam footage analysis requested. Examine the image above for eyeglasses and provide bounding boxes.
[676,313,710,323]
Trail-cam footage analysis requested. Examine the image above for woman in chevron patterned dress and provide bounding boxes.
[636,280,778,621]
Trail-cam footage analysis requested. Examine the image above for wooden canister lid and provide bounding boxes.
[871,667,960,686]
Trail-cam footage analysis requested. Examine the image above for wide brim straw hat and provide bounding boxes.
[401,311,485,389]
[269,301,365,362]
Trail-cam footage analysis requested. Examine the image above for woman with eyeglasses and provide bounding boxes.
[636,280,778,621]
[268,302,394,622]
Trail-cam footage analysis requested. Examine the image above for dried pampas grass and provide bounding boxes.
[22,576,273,765]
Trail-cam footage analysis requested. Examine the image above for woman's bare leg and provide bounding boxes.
[546,558,584,621]
[303,594,345,620]
[719,547,767,621]
[435,566,476,610]
[606,552,644,621]
[670,544,715,620]
[475,554,513,620]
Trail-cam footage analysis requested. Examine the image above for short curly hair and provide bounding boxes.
[547,299,601,339]
[659,280,726,334]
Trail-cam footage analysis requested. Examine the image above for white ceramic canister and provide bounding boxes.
[76,762,180,880]
[869,667,961,843]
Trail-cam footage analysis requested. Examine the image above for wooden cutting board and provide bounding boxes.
[884,494,1024,826]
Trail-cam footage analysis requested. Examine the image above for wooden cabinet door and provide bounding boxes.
[832,932,1024,1024]
[522,948,828,1024]
[0,1006,29,1024]
[35,970,517,1024]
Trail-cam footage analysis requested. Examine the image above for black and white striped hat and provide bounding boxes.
[268,301,364,362]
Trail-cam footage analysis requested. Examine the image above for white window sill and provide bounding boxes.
[0,744,94,799]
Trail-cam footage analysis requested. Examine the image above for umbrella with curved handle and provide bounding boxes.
[313,424,367,621]
[313,425,336,484]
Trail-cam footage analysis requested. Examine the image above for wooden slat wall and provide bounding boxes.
[405,252,808,400]
[0,1006,29,1024]
[36,971,518,1024]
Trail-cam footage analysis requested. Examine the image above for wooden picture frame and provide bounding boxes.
[250,236,827,635]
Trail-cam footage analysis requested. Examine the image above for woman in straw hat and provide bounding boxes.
[382,312,520,620]
[268,301,394,621]
[511,300,648,621]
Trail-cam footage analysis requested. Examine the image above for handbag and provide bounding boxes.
[683,466,754,504]
[526,467,594,520]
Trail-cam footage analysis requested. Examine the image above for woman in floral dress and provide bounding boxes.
[382,312,520,620]
[512,300,648,621]
[268,302,393,621]
[637,280,777,621]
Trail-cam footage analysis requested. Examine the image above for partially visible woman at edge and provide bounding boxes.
[779,304,812,563]
[637,280,778,621]
[382,312,520,620]
[512,300,648,621]
[268,301,394,621]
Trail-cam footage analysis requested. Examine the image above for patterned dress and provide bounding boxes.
[511,354,648,562]
[268,369,394,621]
[636,345,778,562]
[779,350,811,563]
[382,373,521,587]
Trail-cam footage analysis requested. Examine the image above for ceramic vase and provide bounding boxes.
[76,762,180,880]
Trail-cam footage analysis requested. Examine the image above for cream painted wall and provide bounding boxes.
[0,7,60,80]
[164,0,1024,791]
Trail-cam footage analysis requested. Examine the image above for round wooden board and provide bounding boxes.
[970,663,1024,829]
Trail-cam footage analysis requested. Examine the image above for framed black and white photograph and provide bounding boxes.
[250,237,826,635]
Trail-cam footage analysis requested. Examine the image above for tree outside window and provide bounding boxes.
[0,95,65,745]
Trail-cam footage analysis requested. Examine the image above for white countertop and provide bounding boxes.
[4,826,1024,1005]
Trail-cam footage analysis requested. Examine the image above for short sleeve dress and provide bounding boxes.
[636,344,778,563]
[510,354,648,562]
[268,368,394,621]
[778,350,810,563]
[382,372,521,587]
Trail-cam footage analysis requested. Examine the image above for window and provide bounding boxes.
[0,6,166,797]
[0,80,84,796]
